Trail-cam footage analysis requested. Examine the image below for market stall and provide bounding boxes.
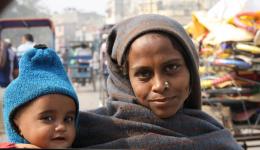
[186,0,260,149]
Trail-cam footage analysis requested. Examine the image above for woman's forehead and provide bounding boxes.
[129,33,183,55]
[131,32,183,50]
[129,35,183,62]
[134,32,170,42]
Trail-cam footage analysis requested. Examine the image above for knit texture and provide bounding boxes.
[3,47,78,143]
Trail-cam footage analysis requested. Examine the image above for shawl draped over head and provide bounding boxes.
[74,14,242,149]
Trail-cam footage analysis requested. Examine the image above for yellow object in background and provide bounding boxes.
[236,43,260,54]
[199,66,214,75]
[200,47,213,57]
[186,11,254,44]
[185,12,208,40]
[201,80,212,89]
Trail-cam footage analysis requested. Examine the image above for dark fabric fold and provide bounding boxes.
[74,101,241,149]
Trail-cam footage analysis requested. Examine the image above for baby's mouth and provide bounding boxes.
[52,137,66,141]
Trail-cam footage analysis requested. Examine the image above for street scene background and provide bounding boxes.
[0,0,260,149]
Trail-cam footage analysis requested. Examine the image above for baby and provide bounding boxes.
[1,45,79,148]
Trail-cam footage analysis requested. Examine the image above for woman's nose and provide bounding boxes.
[151,75,166,93]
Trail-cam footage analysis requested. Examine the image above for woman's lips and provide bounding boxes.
[148,96,176,106]
[149,96,175,102]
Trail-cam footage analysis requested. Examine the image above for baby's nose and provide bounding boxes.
[55,122,66,132]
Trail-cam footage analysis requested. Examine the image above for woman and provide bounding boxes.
[74,14,242,149]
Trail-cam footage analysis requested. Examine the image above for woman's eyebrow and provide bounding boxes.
[130,66,151,71]
[130,58,183,70]
[161,58,183,65]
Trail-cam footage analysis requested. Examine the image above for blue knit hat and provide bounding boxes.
[3,45,79,143]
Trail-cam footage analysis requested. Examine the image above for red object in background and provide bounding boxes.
[237,71,260,81]
[0,142,16,148]
[212,73,235,86]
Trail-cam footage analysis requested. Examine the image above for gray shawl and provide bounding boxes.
[74,14,242,149]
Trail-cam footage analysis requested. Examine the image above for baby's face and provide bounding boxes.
[128,33,190,118]
[14,94,76,148]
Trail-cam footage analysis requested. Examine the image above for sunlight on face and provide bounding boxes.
[128,33,190,118]
[14,94,76,148]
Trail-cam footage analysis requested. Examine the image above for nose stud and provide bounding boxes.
[164,81,169,89]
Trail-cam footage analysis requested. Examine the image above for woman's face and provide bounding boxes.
[128,33,190,118]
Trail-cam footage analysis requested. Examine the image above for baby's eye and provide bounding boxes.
[41,116,54,122]
[64,116,75,123]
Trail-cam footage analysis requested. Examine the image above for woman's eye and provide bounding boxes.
[135,70,152,80]
[64,116,75,123]
[165,64,180,73]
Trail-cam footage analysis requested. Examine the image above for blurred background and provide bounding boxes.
[1,0,260,149]
[0,0,217,50]
[0,0,221,112]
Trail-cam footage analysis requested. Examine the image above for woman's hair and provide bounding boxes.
[0,40,7,68]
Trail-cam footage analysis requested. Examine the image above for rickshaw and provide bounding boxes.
[67,41,96,91]
[0,18,55,49]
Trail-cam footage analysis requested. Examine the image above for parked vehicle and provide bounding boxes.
[0,18,55,50]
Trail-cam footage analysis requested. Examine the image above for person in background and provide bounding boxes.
[17,33,35,57]
[99,35,109,81]
[0,39,19,142]
[0,39,18,88]
[0,39,18,101]
[4,38,17,53]
[0,45,79,148]
[60,47,71,72]
[74,43,92,64]
[73,14,242,149]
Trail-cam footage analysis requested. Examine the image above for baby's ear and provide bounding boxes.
[13,118,23,136]
[13,117,19,126]
[13,113,20,125]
